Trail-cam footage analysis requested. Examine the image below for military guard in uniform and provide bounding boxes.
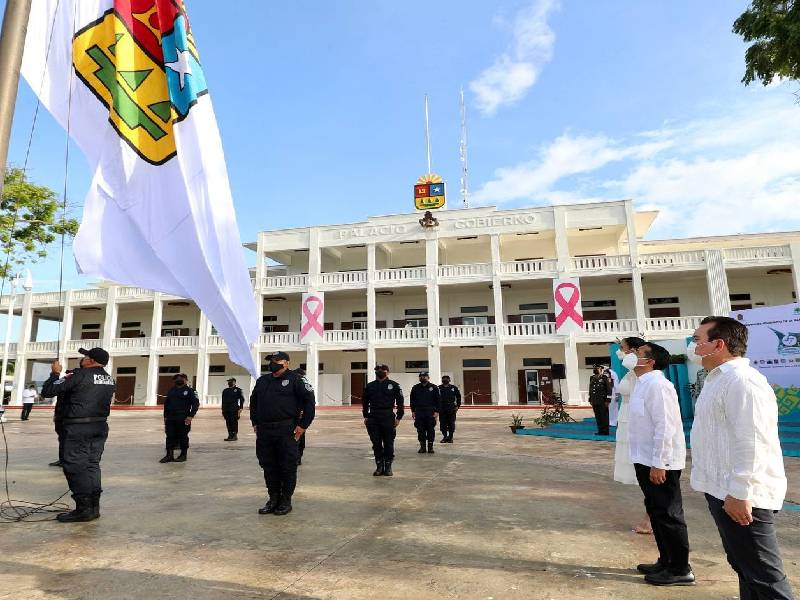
[410,371,440,454]
[160,373,199,463]
[438,375,461,443]
[362,364,404,476]
[250,352,315,516]
[221,377,245,441]
[41,347,115,522]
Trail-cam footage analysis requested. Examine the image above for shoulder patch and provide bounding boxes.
[282,379,290,387]
[305,383,314,392]
[183,390,188,396]
[387,383,393,390]
[428,386,434,392]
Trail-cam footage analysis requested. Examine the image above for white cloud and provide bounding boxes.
[470,1,559,116]
[470,93,800,237]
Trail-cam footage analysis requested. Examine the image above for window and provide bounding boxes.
[519,303,548,311]
[523,358,552,367]
[159,366,180,374]
[116,367,136,375]
[405,360,429,370]
[462,316,489,325]
[520,313,549,323]
[81,323,101,330]
[351,321,368,330]
[405,308,428,316]
[461,306,489,314]
[351,362,368,370]
[582,300,616,308]
[730,293,752,301]
[120,321,141,328]
[352,311,368,318]
[162,320,184,326]
[262,315,277,322]
[463,359,491,368]
[405,318,428,328]
[209,365,225,374]
[299,363,324,371]
[515,257,543,261]
[648,297,679,305]
[584,357,610,367]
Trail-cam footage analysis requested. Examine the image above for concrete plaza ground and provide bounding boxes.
[0,407,798,600]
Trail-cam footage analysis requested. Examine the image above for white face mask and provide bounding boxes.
[615,348,625,361]
[621,353,639,370]
[686,341,705,365]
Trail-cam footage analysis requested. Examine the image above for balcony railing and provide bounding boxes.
[638,251,706,269]
[499,259,559,277]
[156,336,198,350]
[374,327,428,342]
[723,245,791,264]
[646,316,703,334]
[26,341,58,354]
[319,271,368,287]
[111,337,151,351]
[583,319,638,335]
[262,274,308,289]
[503,322,557,337]
[374,267,427,284]
[30,291,66,306]
[439,324,496,340]
[202,394,221,406]
[259,332,301,346]
[65,339,86,352]
[117,287,155,300]
[324,329,368,343]
[438,263,492,279]
[570,255,632,271]
[206,335,226,349]
[71,288,108,303]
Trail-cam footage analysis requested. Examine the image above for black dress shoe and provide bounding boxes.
[382,460,393,477]
[273,498,292,516]
[636,561,664,575]
[258,497,279,515]
[645,569,695,586]
[417,446,426,453]
[49,460,63,467]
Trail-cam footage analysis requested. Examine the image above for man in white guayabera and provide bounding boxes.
[689,316,795,600]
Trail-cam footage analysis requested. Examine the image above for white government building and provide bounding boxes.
[1,198,799,407]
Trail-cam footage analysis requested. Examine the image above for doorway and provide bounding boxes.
[462,370,492,405]
[350,372,366,405]
[156,376,174,405]
[114,376,136,405]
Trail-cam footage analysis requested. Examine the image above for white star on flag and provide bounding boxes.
[165,48,193,89]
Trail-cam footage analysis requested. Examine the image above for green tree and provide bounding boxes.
[733,0,800,85]
[0,167,79,281]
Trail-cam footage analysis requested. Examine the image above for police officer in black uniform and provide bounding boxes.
[362,363,404,477]
[294,367,308,466]
[410,371,440,454]
[438,375,462,443]
[160,373,199,463]
[41,347,115,522]
[221,377,245,441]
[250,351,315,516]
[48,370,71,468]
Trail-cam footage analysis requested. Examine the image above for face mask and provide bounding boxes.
[268,362,283,373]
[686,341,707,365]
[621,353,639,370]
[615,348,625,361]
[175,379,185,387]
[375,370,387,379]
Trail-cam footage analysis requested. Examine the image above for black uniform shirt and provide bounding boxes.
[249,369,315,429]
[438,384,462,412]
[410,382,441,418]
[41,367,115,420]
[362,378,404,420]
[163,385,200,420]
[588,374,611,404]
[221,386,245,411]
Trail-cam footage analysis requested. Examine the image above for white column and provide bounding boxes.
[308,227,321,289]
[307,342,319,404]
[250,292,263,396]
[425,232,441,382]
[625,200,647,334]
[145,294,163,406]
[553,206,570,273]
[704,249,731,315]
[195,313,209,402]
[563,335,582,405]
[57,290,74,367]
[491,234,508,405]
[255,232,266,289]
[101,286,119,351]
[367,243,377,372]
[12,288,34,404]
[495,342,508,405]
[790,242,800,302]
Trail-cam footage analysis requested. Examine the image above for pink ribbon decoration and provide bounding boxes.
[554,282,584,330]
[301,295,324,339]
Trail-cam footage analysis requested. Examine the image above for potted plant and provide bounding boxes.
[509,413,525,433]
[533,394,575,428]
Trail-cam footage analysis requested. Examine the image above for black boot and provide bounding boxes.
[230,433,238,441]
[57,496,96,523]
[447,435,454,443]
[224,432,234,441]
[91,492,101,519]
[175,449,187,462]
[440,435,448,443]
[382,460,393,477]
[273,496,292,516]
[373,459,384,476]
[258,495,279,515]
[427,442,434,454]
[159,449,175,463]
[418,443,426,453]
[49,460,63,467]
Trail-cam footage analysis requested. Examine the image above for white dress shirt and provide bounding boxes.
[628,370,686,470]
[690,358,786,510]
[21,388,37,404]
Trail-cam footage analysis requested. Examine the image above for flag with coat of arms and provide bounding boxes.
[21,0,258,376]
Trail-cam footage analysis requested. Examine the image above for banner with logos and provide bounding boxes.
[731,303,800,420]
[553,278,584,335]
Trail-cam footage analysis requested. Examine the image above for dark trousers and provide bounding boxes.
[440,411,456,438]
[706,495,795,600]
[255,423,299,499]
[590,401,610,435]
[223,409,239,434]
[415,415,436,446]
[21,403,33,420]
[62,422,108,499]
[366,415,396,461]
[55,420,65,462]
[298,432,306,457]
[165,418,191,451]
[634,463,690,575]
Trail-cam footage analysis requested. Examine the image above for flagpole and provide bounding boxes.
[0,0,33,201]
[424,94,432,175]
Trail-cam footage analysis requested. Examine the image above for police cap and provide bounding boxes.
[78,346,109,366]
[269,351,290,362]
[374,364,390,371]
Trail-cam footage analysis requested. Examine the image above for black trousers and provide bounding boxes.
[165,418,191,451]
[590,401,610,435]
[298,432,306,457]
[223,409,239,434]
[634,463,690,575]
[706,495,795,600]
[415,415,436,445]
[366,415,396,461]
[55,420,65,462]
[62,422,108,499]
[255,423,299,499]
[440,411,457,437]
[21,403,33,420]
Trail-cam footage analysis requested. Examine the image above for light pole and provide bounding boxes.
[0,273,20,422]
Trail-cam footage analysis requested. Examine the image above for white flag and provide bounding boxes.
[21,0,258,376]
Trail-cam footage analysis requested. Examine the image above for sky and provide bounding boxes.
[3,0,800,298]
